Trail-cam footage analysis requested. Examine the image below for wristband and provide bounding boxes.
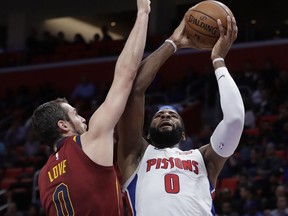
[165,39,177,53]
[212,57,224,65]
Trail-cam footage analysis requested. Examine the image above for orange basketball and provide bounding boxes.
[185,0,234,50]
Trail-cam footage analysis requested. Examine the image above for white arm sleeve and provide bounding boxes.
[210,67,245,157]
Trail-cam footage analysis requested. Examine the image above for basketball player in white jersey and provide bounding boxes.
[117,15,244,216]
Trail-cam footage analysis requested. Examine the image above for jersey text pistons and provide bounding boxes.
[146,157,199,174]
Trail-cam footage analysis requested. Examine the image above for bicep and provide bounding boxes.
[199,144,228,187]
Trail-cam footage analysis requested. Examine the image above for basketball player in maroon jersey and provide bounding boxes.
[31,0,151,215]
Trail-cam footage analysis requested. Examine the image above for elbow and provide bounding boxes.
[225,107,245,132]
[232,116,245,132]
[223,117,244,136]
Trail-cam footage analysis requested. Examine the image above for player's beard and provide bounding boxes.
[69,119,87,135]
[149,125,183,149]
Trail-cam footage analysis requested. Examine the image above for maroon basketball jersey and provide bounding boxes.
[38,136,124,216]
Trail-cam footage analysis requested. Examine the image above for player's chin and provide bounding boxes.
[84,125,88,132]
[159,125,173,132]
[80,125,88,134]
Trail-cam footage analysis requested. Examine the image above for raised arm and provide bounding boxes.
[117,16,197,182]
[81,0,151,166]
[199,16,245,187]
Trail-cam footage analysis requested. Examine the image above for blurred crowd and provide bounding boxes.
[0,27,168,68]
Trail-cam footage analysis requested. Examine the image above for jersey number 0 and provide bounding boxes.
[164,174,180,194]
[53,183,75,216]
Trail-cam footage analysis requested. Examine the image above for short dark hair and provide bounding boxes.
[32,98,70,147]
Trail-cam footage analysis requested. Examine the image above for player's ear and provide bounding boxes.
[57,120,69,132]
[146,133,151,140]
[181,132,186,141]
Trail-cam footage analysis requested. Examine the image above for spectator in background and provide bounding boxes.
[90,33,101,44]
[70,76,97,118]
[73,33,87,45]
[243,200,264,216]
[0,136,6,169]
[3,202,23,216]
[14,85,32,108]
[272,70,288,103]
[26,28,39,50]
[243,146,263,178]
[196,123,214,147]
[257,118,276,146]
[219,154,242,179]
[263,209,272,216]
[95,81,110,106]
[273,104,288,144]
[4,117,27,147]
[270,196,288,216]
[252,79,266,108]
[257,89,278,116]
[25,203,39,216]
[101,25,113,41]
[266,184,288,210]
[35,82,59,104]
[257,142,284,178]
[55,31,69,46]
[237,59,259,91]
[233,173,252,200]
[244,97,257,129]
[24,129,40,157]
[259,59,279,87]
[218,201,240,216]
[40,31,56,54]
[88,33,102,56]
[70,76,96,101]
[235,185,262,215]
[25,28,40,58]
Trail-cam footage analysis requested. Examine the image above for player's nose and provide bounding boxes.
[161,112,171,118]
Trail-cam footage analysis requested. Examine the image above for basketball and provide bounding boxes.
[185,0,234,50]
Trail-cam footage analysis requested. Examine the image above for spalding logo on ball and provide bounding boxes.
[185,0,234,50]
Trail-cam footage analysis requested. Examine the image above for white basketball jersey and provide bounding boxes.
[123,145,215,216]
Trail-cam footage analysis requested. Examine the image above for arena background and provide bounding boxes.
[0,0,288,215]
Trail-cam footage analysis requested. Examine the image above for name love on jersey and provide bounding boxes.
[47,160,67,182]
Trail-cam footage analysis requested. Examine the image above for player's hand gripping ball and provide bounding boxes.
[185,0,234,50]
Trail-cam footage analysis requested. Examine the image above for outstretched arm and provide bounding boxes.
[81,0,151,166]
[117,16,197,183]
[200,16,245,187]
